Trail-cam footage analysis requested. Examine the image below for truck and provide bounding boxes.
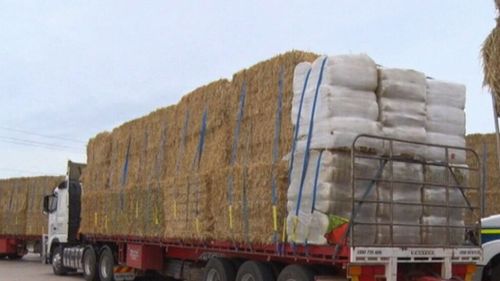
[475,215,500,281]
[0,176,63,261]
[43,137,483,281]
[0,235,39,260]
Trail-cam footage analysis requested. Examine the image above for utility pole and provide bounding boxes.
[491,91,500,174]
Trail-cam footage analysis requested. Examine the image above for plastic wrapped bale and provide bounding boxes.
[377,68,427,158]
[422,165,469,245]
[425,79,466,163]
[376,162,423,245]
[287,151,380,245]
[286,150,336,245]
[292,55,382,151]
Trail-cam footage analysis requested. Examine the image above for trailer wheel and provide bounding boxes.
[7,254,23,260]
[98,246,115,281]
[83,247,100,281]
[277,265,315,281]
[236,261,275,281]
[203,257,237,281]
[52,245,68,276]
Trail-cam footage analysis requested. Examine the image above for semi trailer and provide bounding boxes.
[43,137,483,281]
[0,176,64,260]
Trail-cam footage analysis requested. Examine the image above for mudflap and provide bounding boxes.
[113,265,136,281]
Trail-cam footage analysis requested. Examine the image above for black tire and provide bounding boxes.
[98,246,115,281]
[270,262,285,279]
[0,255,5,260]
[83,246,100,281]
[203,257,237,281]
[277,265,315,281]
[52,245,69,276]
[7,254,23,260]
[230,258,244,272]
[491,262,500,281]
[236,261,275,281]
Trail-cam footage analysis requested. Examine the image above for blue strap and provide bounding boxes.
[295,56,328,217]
[176,110,190,174]
[288,68,312,184]
[193,107,208,169]
[120,136,132,209]
[121,137,131,187]
[154,120,168,181]
[311,150,324,213]
[272,66,284,205]
[227,82,247,204]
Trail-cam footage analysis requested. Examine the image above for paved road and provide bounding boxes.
[0,254,82,281]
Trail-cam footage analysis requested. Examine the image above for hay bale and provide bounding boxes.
[25,177,64,236]
[482,0,500,112]
[466,133,500,217]
[0,176,63,236]
[82,51,318,242]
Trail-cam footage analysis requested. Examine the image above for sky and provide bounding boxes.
[0,1,497,178]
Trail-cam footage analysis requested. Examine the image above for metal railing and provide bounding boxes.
[348,134,481,248]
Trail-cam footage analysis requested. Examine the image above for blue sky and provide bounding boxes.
[0,1,497,178]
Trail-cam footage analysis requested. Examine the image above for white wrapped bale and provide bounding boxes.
[287,150,335,244]
[293,85,382,150]
[425,79,466,163]
[376,162,423,245]
[287,150,336,214]
[293,86,379,127]
[377,68,427,157]
[422,166,468,245]
[286,210,330,245]
[426,80,466,110]
[324,54,378,92]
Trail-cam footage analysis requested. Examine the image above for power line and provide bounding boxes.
[0,167,60,175]
[0,135,83,150]
[0,138,84,153]
[0,126,86,144]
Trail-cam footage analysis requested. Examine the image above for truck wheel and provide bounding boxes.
[83,247,100,281]
[277,265,315,281]
[203,257,237,281]
[7,254,23,260]
[491,263,500,281]
[236,261,275,281]
[98,246,115,281]
[52,245,68,276]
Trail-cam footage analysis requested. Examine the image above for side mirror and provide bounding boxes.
[43,194,58,214]
[43,195,50,214]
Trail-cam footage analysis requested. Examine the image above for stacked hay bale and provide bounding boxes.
[0,177,62,236]
[25,177,64,236]
[81,50,474,247]
[0,180,29,236]
[466,134,500,217]
[80,51,318,243]
[482,0,500,111]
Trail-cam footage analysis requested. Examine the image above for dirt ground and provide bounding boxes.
[0,254,82,281]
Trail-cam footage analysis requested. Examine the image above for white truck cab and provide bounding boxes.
[475,215,500,280]
[43,161,85,265]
